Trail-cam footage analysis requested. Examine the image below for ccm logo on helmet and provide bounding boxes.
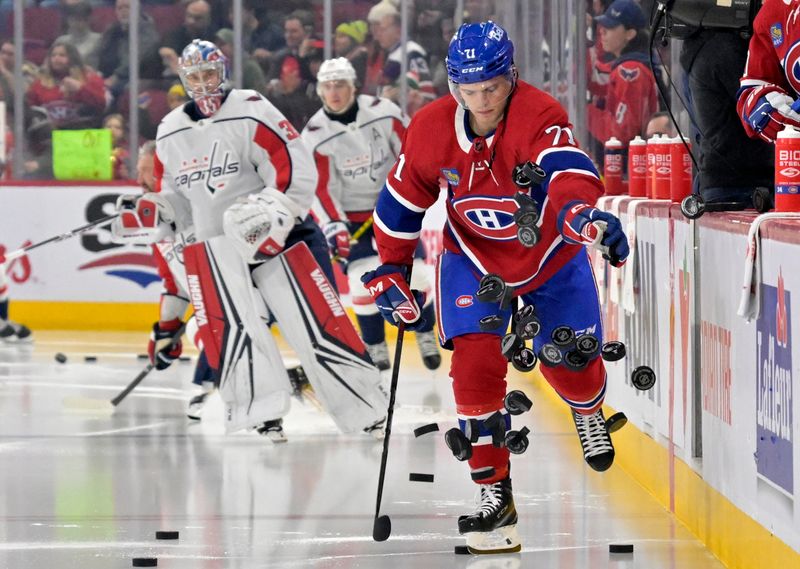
[462,66,485,73]
[455,295,474,307]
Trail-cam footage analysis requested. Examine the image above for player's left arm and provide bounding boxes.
[533,105,629,266]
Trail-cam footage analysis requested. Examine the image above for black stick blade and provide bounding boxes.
[373,515,391,542]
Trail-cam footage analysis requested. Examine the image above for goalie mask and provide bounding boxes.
[178,39,229,117]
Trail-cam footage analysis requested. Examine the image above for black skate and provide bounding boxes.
[362,417,386,440]
[0,321,33,343]
[572,408,615,472]
[366,341,391,371]
[458,475,521,554]
[255,418,288,443]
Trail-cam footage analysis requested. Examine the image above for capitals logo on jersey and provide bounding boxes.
[451,195,521,241]
[174,140,240,195]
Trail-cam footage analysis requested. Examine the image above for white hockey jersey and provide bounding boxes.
[154,89,318,241]
[302,95,407,224]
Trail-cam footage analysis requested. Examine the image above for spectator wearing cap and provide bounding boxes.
[266,55,321,131]
[54,1,101,71]
[362,1,398,96]
[215,28,267,94]
[334,20,368,87]
[266,10,319,83]
[587,0,658,153]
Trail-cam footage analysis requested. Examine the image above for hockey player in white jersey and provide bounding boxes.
[112,40,387,438]
[302,57,441,372]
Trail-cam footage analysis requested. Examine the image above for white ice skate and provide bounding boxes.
[186,382,215,421]
[366,341,391,371]
[458,475,522,554]
[415,331,441,370]
[572,408,615,471]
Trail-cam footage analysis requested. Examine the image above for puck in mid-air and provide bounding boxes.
[601,341,626,362]
[132,558,158,567]
[605,412,628,434]
[84,355,97,363]
[54,352,67,364]
[413,423,440,438]
[538,343,563,367]
[609,543,634,554]
[155,530,179,540]
[409,472,435,483]
[631,365,656,390]
[454,545,470,555]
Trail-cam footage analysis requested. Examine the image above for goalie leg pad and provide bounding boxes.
[251,242,387,434]
[183,238,291,432]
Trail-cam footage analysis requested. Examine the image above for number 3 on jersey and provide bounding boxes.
[278,119,300,141]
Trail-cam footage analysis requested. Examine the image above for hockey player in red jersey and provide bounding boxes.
[363,22,630,553]
[738,0,800,142]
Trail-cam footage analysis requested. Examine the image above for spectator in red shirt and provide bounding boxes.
[587,0,658,150]
[26,41,106,130]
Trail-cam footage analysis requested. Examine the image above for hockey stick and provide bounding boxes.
[372,264,412,542]
[332,216,374,263]
[4,214,118,263]
[63,322,186,413]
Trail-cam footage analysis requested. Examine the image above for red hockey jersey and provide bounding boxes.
[738,0,800,138]
[373,80,605,295]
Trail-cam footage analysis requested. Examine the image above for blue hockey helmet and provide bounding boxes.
[446,21,515,85]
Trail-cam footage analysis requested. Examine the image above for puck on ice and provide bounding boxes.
[132,558,158,567]
[609,543,634,554]
[454,545,470,555]
[408,472,434,483]
[54,353,67,364]
[84,355,97,363]
[413,423,440,437]
[179,356,191,362]
[137,353,149,360]
[155,530,179,540]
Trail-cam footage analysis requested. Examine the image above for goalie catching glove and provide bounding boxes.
[362,264,427,330]
[559,201,629,267]
[110,193,176,244]
[222,188,301,262]
[148,318,183,370]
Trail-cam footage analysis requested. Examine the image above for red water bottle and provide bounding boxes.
[775,125,800,212]
[628,135,647,197]
[652,135,671,199]
[604,137,624,195]
[669,136,692,203]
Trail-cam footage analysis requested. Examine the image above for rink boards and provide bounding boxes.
[594,196,800,568]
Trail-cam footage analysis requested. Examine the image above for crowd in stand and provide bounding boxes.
[0,0,505,181]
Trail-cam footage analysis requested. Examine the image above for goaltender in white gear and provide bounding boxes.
[113,39,387,435]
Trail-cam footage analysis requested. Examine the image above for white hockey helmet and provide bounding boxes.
[317,57,357,85]
[178,39,229,116]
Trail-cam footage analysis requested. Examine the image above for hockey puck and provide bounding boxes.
[476,274,506,304]
[563,350,589,371]
[84,356,97,363]
[155,530,179,540]
[605,412,628,434]
[413,423,440,437]
[409,472,435,483]
[609,543,634,554]
[132,559,158,567]
[631,366,657,390]
[504,390,533,415]
[178,356,191,362]
[575,334,600,357]
[454,545,470,555]
[551,325,576,348]
[500,333,524,361]
[54,352,67,364]
[511,347,537,373]
[478,314,504,332]
[517,225,539,248]
[601,341,626,362]
[538,343,563,367]
[137,353,149,360]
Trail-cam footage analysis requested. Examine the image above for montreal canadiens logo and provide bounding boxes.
[455,295,473,307]
[452,195,520,240]
[784,40,800,94]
